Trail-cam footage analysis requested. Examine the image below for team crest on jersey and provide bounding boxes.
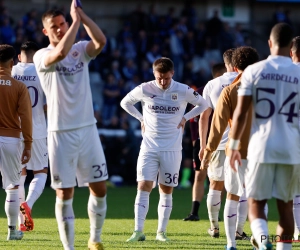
[171,93,178,101]
[71,50,80,59]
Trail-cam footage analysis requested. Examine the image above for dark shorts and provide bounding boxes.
[193,139,201,171]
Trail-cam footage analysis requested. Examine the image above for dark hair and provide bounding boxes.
[153,57,174,73]
[291,36,300,53]
[0,44,15,63]
[223,48,235,65]
[211,63,226,78]
[232,46,259,71]
[270,23,293,47]
[42,9,65,24]
[20,41,39,53]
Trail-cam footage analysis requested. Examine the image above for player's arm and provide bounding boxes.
[198,107,212,160]
[201,88,231,169]
[18,84,32,164]
[228,95,252,171]
[179,88,209,130]
[77,8,106,57]
[44,0,81,67]
[120,86,143,123]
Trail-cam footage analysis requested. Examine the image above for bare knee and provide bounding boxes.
[209,180,224,191]
[56,187,74,200]
[89,181,107,197]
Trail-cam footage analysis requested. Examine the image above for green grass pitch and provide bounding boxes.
[0,186,299,249]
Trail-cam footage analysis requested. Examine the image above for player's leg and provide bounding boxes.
[293,195,300,239]
[246,162,274,249]
[0,140,24,240]
[48,129,78,250]
[274,164,300,250]
[127,150,158,242]
[156,150,182,241]
[77,124,108,249]
[24,138,48,210]
[183,141,207,221]
[206,150,226,237]
[18,167,27,231]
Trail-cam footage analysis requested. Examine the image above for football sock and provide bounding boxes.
[5,189,19,228]
[157,192,172,233]
[88,194,106,243]
[276,242,291,250]
[191,201,200,216]
[207,189,221,229]
[134,190,150,232]
[264,203,269,218]
[26,173,47,209]
[18,175,26,225]
[224,199,238,248]
[293,196,300,234]
[236,190,248,234]
[251,218,269,248]
[180,168,191,186]
[55,197,75,250]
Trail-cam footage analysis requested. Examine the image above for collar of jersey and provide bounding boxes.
[154,79,174,91]
[18,62,34,67]
[267,55,292,64]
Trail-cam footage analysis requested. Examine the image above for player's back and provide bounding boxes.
[12,62,47,139]
[240,56,300,164]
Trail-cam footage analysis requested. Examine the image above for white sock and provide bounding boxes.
[18,175,26,225]
[276,242,292,250]
[294,196,300,236]
[157,192,172,233]
[55,197,75,250]
[224,199,238,248]
[264,203,269,218]
[134,190,150,232]
[26,173,47,209]
[5,189,19,229]
[236,190,248,234]
[207,189,221,229]
[251,218,269,248]
[88,194,107,243]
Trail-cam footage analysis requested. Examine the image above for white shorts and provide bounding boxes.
[224,157,247,197]
[245,161,300,203]
[136,150,182,187]
[48,124,108,189]
[22,138,48,171]
[0,139,22,189]
[207,150,226,181]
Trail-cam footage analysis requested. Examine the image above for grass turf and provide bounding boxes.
[0,186,298,249]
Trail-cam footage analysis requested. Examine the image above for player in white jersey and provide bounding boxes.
[199,49,238,237]
[290,36,300,240]
[12,41,48,232]
[229,23,300,250]
[33,2,108,250]
[121,57,208,242]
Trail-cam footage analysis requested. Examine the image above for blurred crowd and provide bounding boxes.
[0,1,253,184]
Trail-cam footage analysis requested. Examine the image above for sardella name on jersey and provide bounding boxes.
[261,73,299,84]
[13,75,36,81]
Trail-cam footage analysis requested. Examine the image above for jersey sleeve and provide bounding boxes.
[238,68,253,96]
[18,83,33,150]
[202,83,213,108]
[206,87,231,152]
[33,49,52,72]
[183,87,208,121]
[120,85,144,122]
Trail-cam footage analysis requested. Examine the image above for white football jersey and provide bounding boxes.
[203,72,238,150]
[12,62,47,139]
[239,55,300,164]
[33,41,96,132]
[121,80,208,151]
